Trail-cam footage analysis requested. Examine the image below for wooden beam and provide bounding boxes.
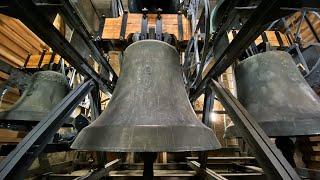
[0,129,27,144]
[0,31,29,61]
[0,44,24,67]
[0,14,48,52]
[0,21,41,55]
[1,94,20,104]
[0,71,9,80]
[0,55,20,68]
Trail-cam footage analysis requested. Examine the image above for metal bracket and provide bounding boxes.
[286,43,310,73]
[48,51,57,66]
[177,11,183,41]
[141,8,148,40]
[23,54,31,68]
[149,27,155,39]
[275,31,284,48]
[37,49,47,69]
[156,8,162,40]
[261,32,268,43]
[119,11,128,41]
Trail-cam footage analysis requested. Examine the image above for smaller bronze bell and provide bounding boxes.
[225,51,320,138]
[0,71,70,125]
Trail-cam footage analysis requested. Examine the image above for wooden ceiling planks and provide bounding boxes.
[0,13,52,69]
[286,11,320,45]
[0,14,47,53]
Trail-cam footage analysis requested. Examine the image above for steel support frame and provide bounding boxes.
[187,161,227,180]
[0,79,94,179]
[54,0,118,84]
[76,159,121,180]
[190,0,281,101]
[7,0,114,94]
[205,1,240,62]
[286,43,310,73]
[208,79,300,180]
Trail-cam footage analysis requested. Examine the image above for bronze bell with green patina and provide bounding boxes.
[225,51,320,138]
[0,71,70,126]
[72,40,221,152]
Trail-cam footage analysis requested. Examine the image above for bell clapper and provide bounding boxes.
[142,152,157,179]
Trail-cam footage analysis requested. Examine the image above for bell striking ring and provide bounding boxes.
[225,51,320,138]
[0,71,70,124]
[72,40,220,152]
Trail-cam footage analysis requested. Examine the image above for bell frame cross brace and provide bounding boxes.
[0,0,317,179]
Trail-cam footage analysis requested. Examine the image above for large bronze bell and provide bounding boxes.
[72,40,220,152]
[0,71,70,125]
[225,51,320,138]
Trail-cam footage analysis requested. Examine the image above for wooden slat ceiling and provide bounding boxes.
[0,14,49,67]
[286,11,320,46]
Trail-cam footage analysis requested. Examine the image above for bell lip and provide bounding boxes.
[126,39,179,56]
[0,110,47,122]
[70,146,217,152]
[0,110,74,127]
[224,118,320,138]
[71,125,221,152]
